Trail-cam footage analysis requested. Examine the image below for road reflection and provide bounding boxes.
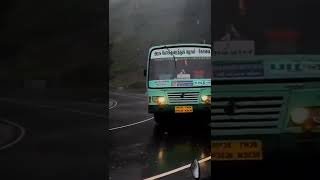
[142,118,211,179]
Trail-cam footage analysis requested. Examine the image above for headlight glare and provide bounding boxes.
[201,95,209,101]
[201,95,211,104]
[290,108,310,125]
[157,97,166,104]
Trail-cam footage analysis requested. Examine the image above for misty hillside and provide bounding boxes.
[109,0,211,89]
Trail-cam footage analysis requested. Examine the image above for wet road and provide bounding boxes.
[109,0,211,178]
[0,118,25,151]
[109,90,211,180]
[0,94,105,180]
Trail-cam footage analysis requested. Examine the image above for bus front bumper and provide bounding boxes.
[148,104,211,114]
[212,133,320,175]
[213,133,320,160]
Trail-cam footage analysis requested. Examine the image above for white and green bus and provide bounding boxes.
[145,44,211,125]
[211,0,320,163]
[211,54,320,162]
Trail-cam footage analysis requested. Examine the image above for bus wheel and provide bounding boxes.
[154,113,168,125]
[200,113,211,127]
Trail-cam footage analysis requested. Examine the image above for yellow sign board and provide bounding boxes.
[212,140,263,161]
[175,106,193,113]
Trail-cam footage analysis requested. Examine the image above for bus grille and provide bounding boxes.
[211,96,284,135]
[167,92,199,104]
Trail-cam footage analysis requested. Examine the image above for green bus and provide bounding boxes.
[211,55,320,161]
[145,44,211,125]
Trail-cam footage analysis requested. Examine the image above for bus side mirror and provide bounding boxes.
[190,159,200,180]
[144,69,147,77]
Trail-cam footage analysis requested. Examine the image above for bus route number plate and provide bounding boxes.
[175,106,193,113]
[212,140,263,161]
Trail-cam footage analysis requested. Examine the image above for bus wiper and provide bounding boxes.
[164,46,177,72]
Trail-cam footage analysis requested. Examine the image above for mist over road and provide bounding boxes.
[109,0,211,87]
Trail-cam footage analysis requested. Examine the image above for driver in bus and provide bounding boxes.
[177,59,189,74]
[178,69,187,74]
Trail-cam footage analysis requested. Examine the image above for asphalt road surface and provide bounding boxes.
[0,94,105,180]
[0,118,24,151]
[109,90,211,180]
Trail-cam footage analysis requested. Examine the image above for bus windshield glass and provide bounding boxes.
[212,0,320,81]
[148,46,211,88]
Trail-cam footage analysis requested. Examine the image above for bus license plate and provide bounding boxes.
[212,140,263,161]
[175,106,193,113]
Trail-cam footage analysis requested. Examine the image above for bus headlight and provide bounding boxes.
[290,108,310,125]
[157,97,166,105]
[201,95,211,104]
[151,96,166,105]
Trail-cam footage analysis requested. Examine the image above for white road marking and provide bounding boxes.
[108,117,154,131]
[109,99,118,110]
[0,118,26,151]
[108,92,152,131]
[143,156,211,180]
[197,19,200,24]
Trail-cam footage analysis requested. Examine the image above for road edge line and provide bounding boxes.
[143,156,211,180]
[108,117,154,131]
[109,99,118,110]
[0,118,26,151]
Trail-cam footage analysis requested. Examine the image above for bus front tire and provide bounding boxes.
[154,113,168,125]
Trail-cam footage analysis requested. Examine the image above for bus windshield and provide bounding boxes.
[148,46,211,88]
[213,0,320,55]
[149,57,211,81]
[212,0,320,81]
